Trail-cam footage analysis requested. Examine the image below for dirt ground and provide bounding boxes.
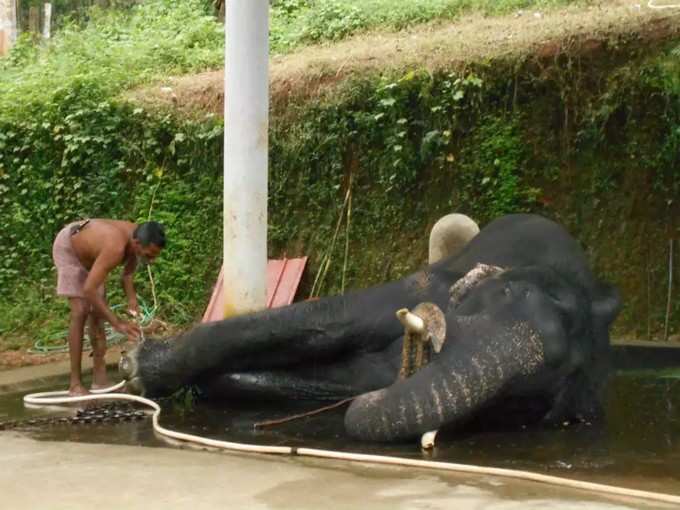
[127,0,680,117]
[0,345,128,371]
[0,350,70,370]
[0,318,170,370]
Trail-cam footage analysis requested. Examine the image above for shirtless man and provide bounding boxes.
[52,219,166,396]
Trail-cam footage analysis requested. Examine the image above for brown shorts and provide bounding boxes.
[52,222,104,299]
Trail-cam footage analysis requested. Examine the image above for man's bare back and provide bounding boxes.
[71,219,136,271]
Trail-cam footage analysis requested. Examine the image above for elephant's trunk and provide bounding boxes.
[344,316,545,441]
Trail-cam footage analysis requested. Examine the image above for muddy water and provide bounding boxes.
[1,371,679,495]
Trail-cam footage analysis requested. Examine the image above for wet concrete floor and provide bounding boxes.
[2,432,672,510]
[2,368,680,501]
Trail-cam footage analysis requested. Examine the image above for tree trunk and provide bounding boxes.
[0,0,17,55]
[215,0,225,22]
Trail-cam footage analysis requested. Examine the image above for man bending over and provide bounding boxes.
[52,219,166,396]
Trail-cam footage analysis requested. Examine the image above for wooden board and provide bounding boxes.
[201,257,308,323]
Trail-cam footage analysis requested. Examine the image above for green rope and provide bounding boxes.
[28,301,157,355]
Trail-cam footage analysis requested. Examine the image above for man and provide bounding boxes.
[52,219,166,396]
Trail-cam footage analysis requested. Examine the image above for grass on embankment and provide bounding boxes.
[268,0,585,51]
[0,0,587,119]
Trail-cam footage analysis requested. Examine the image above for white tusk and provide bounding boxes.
[421,429,438,449]
[396,309,425,334]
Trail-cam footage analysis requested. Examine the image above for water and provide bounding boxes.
[1,371,679,495]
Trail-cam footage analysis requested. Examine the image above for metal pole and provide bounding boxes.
[223,0,269,318]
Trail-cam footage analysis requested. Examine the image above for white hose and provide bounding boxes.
[648,0,680,8]
[23,383,680,506]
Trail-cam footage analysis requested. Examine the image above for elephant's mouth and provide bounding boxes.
[344,313,546,442]
[119,339,174,396]
[119,347,145,394]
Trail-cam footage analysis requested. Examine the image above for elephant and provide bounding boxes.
[120,214,621,442]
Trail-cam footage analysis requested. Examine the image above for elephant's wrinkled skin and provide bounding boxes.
[121,214,621,442]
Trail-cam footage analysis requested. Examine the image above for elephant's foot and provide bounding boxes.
[118,338,174,396]
[421,430,438,450]
[428,213,480,264]
[396,303,446,379]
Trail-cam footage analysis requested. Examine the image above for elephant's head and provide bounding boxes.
[344,264,621,441]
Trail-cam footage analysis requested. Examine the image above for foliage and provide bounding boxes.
[267,68,544,298]
[457,116,540,221]
[0,0,224,120]
[573,53,680,203]
[269,0,585,51]
[16,0,143,30]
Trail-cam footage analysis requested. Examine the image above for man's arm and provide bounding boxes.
[121,255,139,315]
[83,247,140,339]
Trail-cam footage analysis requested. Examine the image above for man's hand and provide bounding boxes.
[128,300,140,318]
[114,320,141,341]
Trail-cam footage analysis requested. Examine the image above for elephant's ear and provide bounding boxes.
[591,282,622,331]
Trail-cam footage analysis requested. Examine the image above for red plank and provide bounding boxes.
[201,257,308,324]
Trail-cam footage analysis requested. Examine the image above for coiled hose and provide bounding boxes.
[28,302,156,355]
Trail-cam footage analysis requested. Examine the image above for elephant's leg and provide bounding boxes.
[201,339,404,401]
[198,371,359,401]
[121,278,430,396]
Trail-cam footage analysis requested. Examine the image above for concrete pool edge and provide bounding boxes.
[0,349,121,394]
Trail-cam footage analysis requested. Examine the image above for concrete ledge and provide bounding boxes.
[611,344,680,371]
[0,349,121,394]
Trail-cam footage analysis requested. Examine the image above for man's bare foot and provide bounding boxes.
[69,384,90,397]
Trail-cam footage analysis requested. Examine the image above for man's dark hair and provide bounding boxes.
[133,221,166,248]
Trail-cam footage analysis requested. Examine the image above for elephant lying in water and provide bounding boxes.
[120,214,621,442]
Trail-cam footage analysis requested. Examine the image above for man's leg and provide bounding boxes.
[68,297,90,396]
[88,290,111,390]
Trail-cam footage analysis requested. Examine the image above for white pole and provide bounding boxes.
[223,0,269,318]
[42,3,51,40]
